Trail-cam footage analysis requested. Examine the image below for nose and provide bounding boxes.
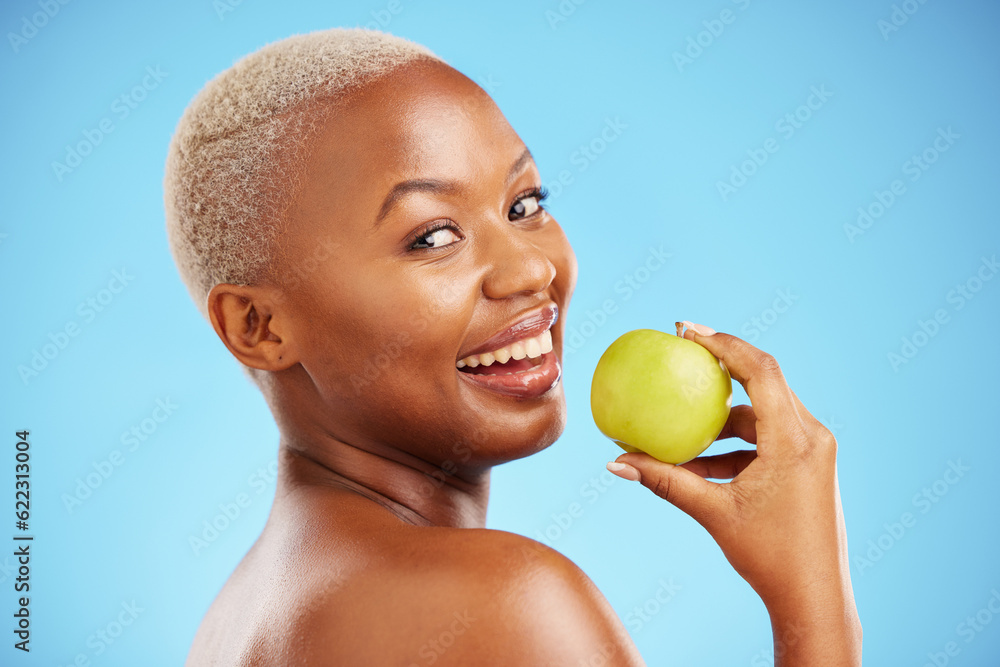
[480,230,557,300]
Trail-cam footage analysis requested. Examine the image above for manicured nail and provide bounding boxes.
[681,320,716,337]
[607,461,641,482]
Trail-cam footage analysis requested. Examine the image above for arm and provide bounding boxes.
[608,323,862,665]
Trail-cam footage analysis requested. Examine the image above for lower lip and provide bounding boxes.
[456,351,562,399]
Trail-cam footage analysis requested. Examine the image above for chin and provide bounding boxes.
[483,384,568,466]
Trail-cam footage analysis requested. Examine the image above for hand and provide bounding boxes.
[607,322,862,665]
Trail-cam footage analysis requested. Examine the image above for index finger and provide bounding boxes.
[676,322,799,430]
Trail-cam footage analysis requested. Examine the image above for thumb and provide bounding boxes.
[610,452,728,531]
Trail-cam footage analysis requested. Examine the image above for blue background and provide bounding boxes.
[3,0,998,664]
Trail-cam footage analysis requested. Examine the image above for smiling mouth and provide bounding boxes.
[456,328,553,374]
[456,348,561,399]
[458,352,545,376]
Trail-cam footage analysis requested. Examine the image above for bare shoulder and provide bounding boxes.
[298,527,645,666]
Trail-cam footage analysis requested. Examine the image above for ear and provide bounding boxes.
[206,283,298,372]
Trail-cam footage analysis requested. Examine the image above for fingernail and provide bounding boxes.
[681,320,716,336]
[607,461,640,482]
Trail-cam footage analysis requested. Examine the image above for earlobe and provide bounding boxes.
[207,283,298,372]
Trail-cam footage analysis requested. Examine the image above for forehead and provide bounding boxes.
[294,60,525,215]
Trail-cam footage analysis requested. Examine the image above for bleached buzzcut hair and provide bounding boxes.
[164,27,442,320]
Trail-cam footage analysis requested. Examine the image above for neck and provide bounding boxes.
[277,430,491,529]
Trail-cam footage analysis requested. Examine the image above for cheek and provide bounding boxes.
[297,263,475,396]
[405,269,469,332]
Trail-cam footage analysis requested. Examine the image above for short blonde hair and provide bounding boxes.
[163,27,442,319]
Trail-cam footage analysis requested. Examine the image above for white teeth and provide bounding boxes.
[456,329,553,369]
[540,329,552,354]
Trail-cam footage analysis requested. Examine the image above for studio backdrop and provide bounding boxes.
[3,0,999,665]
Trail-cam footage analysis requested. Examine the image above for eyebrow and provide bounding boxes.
[373,146,535,229]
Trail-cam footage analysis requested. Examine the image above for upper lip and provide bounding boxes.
[457,303,559,360]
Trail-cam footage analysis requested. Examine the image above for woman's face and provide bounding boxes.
[272,59,578,470]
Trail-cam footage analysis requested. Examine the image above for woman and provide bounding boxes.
[165,28,861,665]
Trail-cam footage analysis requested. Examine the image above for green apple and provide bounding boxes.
[591,329,732,464]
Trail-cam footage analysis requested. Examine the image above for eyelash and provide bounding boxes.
[407,219,458,252]
[406,186,550,252]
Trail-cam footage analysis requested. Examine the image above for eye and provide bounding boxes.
[409,221,463,251]
[509,187,549,221]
